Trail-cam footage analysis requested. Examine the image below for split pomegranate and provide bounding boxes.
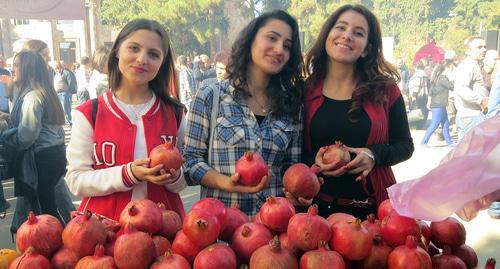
[150,250,191,269]
[361,213,381,237]
[119,199,163,234]
[287,204,331,251]
[453,244,478,269]
[357,235,392,269]
[158,203,183,241]
[191,198,227,230]
[249,237,298,269]
[377,199,394,221]
[387,236,432,269]
[171,230,203,263]
[330,219,373,261]
[9,247,51,269]
[113,223,156,269]
[182,209,221,247]
[431,246,466,269]
[380,211,421,247]
[75,245,116,269]
[149,140,183,171]
[50,248,79,269]
[259,196,295,233]
[152,235,171,258]
[430,217,466,250]
[299,241,345,269]
[283,163,320,200]
[16,211,63,257]
[62,209,107,258]
[219,204,249,243]
[193,243,237,269]
[235,151,267,186]
[322,141,350,169]
[326,212,356,226]
[231,222,273,263]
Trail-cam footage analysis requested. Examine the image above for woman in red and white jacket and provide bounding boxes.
[65,19,186,221]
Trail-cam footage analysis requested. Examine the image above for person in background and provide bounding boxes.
[183,10,304,216]
[395,58,410,108]
[408,60,431,129]
[297,4,413,219]
[75,56,92,104]
[65,19,186,221]
[177,55,196,108]
[193,54,216,91]
[54,61,77,126]
[199,50,231,89]
[0,55,11,214]
[88,46,110,99]
[483,49,499,91]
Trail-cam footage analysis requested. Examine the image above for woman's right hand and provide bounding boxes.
[314,146,349,177]
[130,158,170,183]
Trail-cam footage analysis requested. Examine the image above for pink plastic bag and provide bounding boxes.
[387,115,500,221]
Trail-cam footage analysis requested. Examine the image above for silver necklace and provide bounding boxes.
[251,96,270,113]
[126,102,149,121]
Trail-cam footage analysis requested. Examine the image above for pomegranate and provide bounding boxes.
[171,230,203,263]
[278,232,301,257]
[150,250,191,269]
[387,236,432,269]
[192,197,227,230]
[235,151,267,186]
[231,222,273,263]
[361,213,381,237]
[16,211,63,257]
[432,246,466,269]
[377,199,394,221]
[193,243,237,269]
[249,237,298,269]
[113,223,156,269]
[322,141,349,169]
[330,219,373,261]
[51,248,79,269]
[357,235,392,269]
[71,211,121,233]
[182,209,221,247]
[430,217,466,250]
[485,258,496,269]
[152,235,171,257]
[75,245,116,269]
[252,211,263,224]
[287,204,331,251]
[326,212,356,226]
[300,241,345,269]
[119,199,163,234]
[8,247,50,269]
[104,232,116,257]
[219,204,249,243]
[380,211,421,247]
[158,203,182,241]
[453,244,478,269]
[283,163,320,200]
[149,140,183,171]
[62,209,107,258]
[259,196,295,233]
[418,220,431,244]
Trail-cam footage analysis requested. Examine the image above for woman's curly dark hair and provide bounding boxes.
[305,4,400,117]
[227,10,304,120]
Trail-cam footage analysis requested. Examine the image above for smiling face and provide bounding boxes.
[325,10,369,66]
[250,19,292,76]
[116,29,164,90]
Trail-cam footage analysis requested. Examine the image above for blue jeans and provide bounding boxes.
[421,107,453,145]
[456,113,485,141]
[58,91,72,126]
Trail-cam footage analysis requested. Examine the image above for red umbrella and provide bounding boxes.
[413,41,445,64]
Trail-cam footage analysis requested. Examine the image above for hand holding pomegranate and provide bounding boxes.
[229,167,271,193]
[130,158,181,184]
[343,147,376,181]
[315,143,351,177]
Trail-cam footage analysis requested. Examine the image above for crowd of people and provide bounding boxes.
[0,3,498,236]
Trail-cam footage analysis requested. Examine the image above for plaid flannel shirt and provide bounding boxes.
[183,81,302,216]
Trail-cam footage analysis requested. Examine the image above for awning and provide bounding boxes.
[413,41,445,65]
[0,0,85,20]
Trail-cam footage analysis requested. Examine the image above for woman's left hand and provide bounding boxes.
[344,147,376,181]
[153,167,182,185]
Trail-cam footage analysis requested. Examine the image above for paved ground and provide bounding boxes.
[0,128,498,266]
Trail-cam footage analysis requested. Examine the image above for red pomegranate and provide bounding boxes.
[453,244,478,269]
[377,199,394,221]
[432,246,466,269]
[16,211,63,257]
[171,230,203,263]
[71,211,121,233]
[9,247,50,269]
[182,209,221,248]
[485,258,496,269]
[75,245,116,269]
[430,217,466,250]
[357,235,392,269]
[51,247,79,269]
[235,151,268,186]
[252,211,263,224]
[300,241,345,269]
[193,243,237,269]
[326,212,356,226]
[192,197,227,230]
[62,210,107,258]
[387,236,432,269]
[259,196,295,233]
[219,204,249,243]
[150,250,191,269]
[231,222,273,263]
[380,211,421,247]
[158,203,182,241]
[119,199,163,234]
[322,141,350,169]
[152,235,171,257]
[287,205,331,251]
[330,219,373,261]
[104,232,116,257]
[278,232,301,257]
[149,140,183,171]
[249,237,298,269]
[113,223,156,269]
[361,213,381,237]
[283,163,321,200]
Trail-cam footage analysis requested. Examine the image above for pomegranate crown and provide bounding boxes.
[244,150,254,160]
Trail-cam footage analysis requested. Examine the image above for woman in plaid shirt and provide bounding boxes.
[183,10,304,216]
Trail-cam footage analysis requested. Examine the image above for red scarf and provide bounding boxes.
[303,81,401,206]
